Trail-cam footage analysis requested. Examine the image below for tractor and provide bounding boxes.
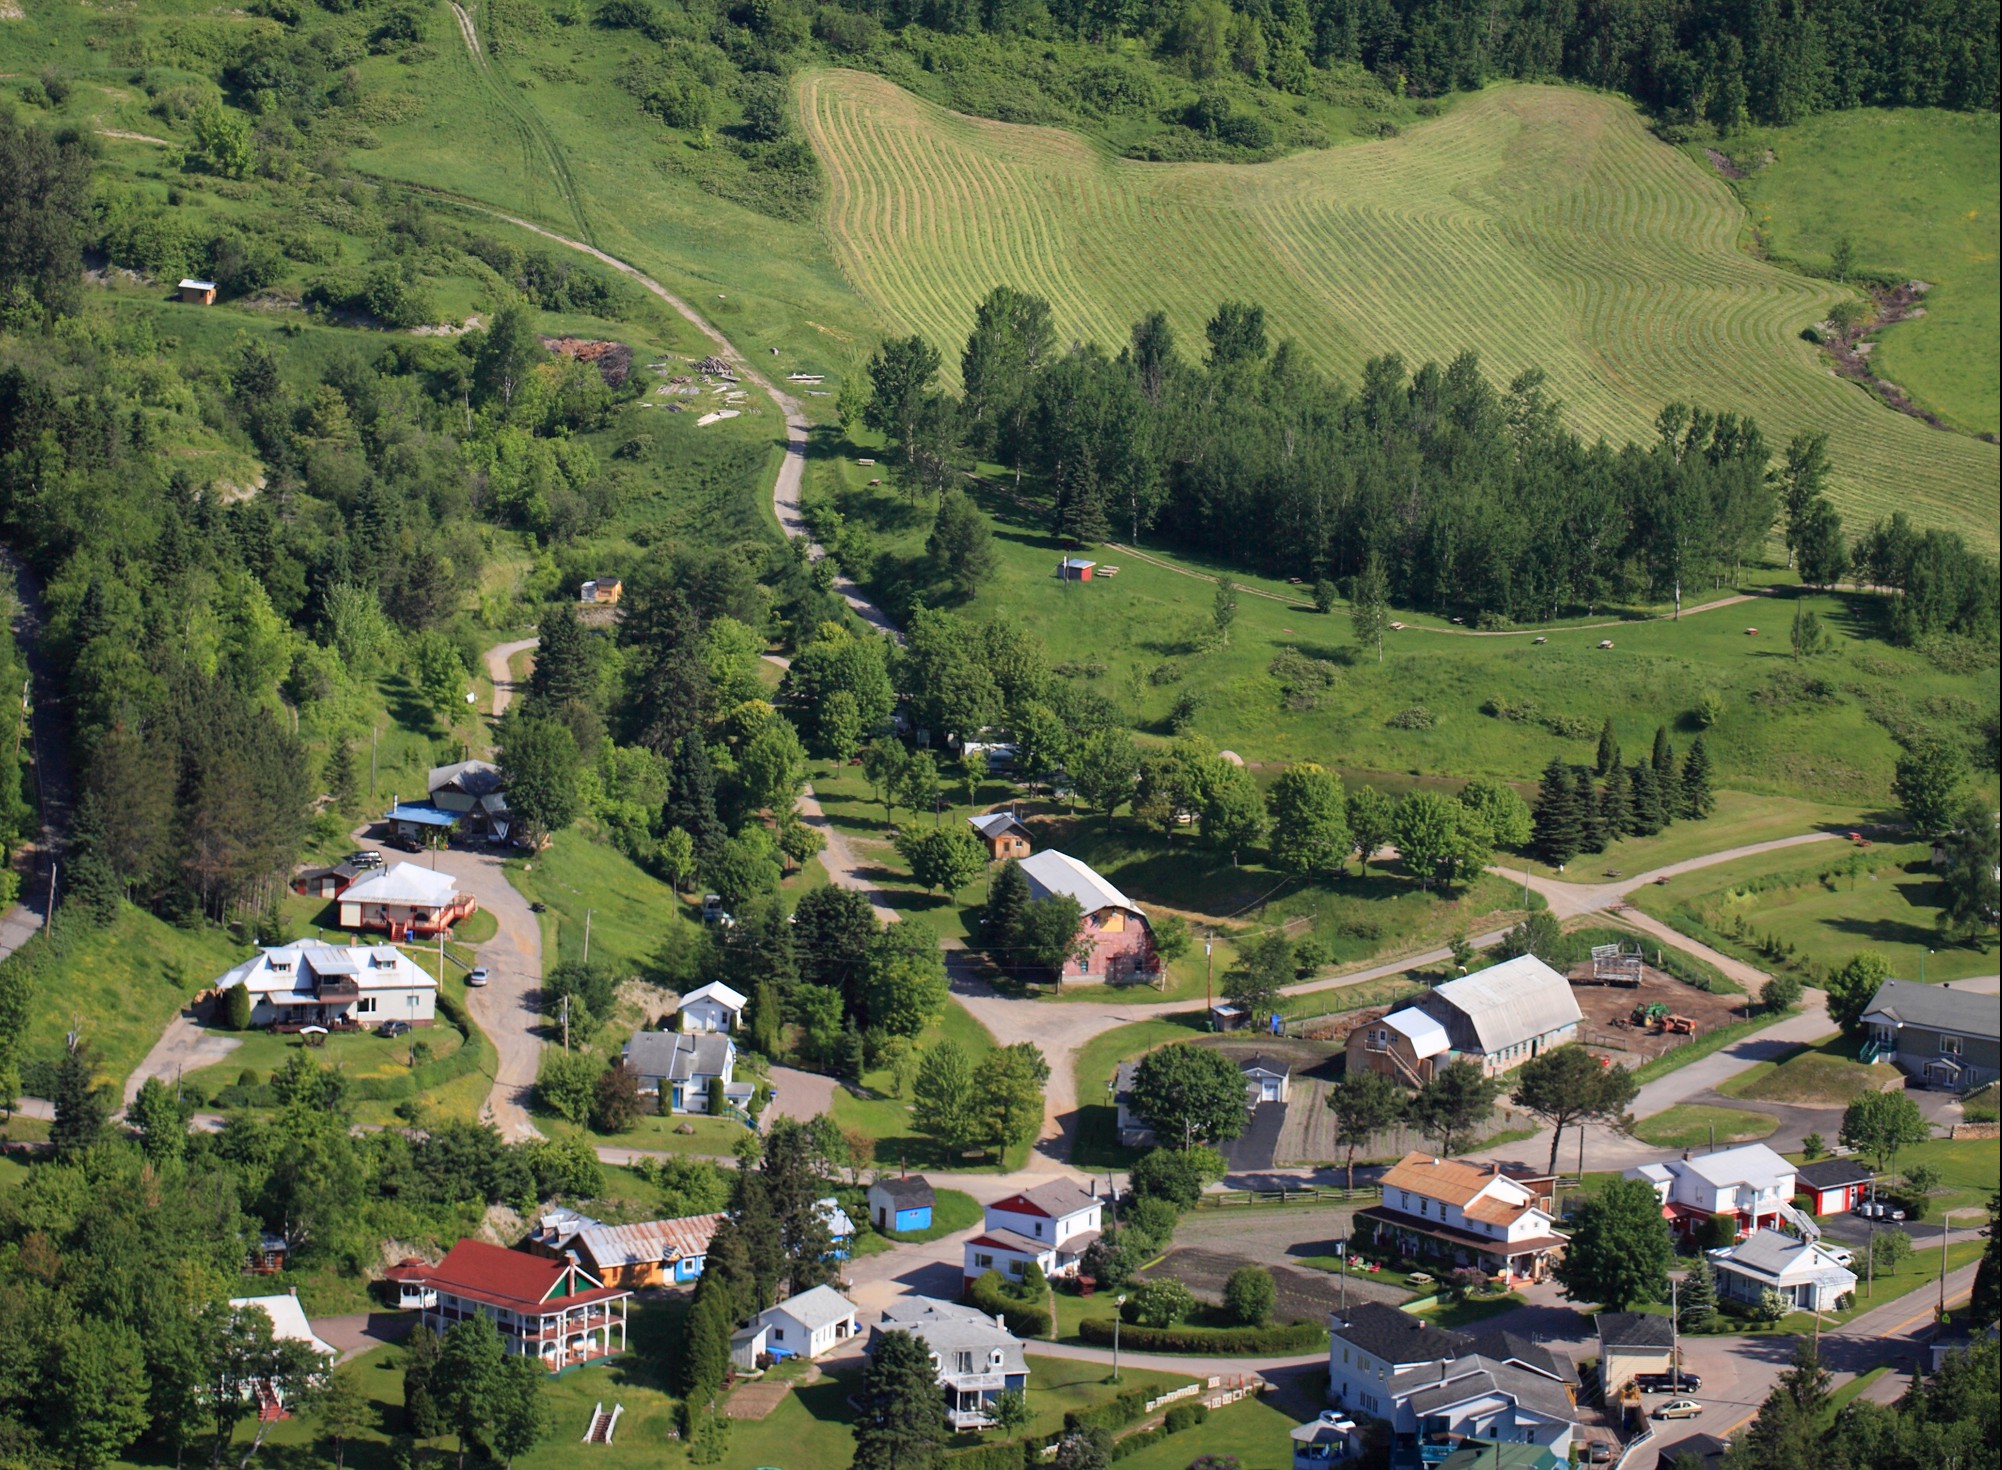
[1630,1002,1671,1029]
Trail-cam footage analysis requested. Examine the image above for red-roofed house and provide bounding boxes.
[963,1179,1103,1288]
[421,1240,631,1370]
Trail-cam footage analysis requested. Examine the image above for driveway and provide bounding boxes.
[122,1011,241,1107]
[766,1064,838,1124]
[312,1310,416,1364]
[421,844,544,1140]
[485,636,538,717]
[1218,1100,1286,1173]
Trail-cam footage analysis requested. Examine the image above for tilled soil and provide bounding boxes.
[1140,1243,1408,1320]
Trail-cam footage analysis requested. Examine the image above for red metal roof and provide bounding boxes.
[423,1239,627,1311]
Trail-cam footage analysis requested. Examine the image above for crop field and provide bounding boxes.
[802,71,1999,547]
[1713,108,2001,437]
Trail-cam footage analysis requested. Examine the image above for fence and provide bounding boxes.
[1144,1384,1202,1413]
[1193,1184,1379,1208]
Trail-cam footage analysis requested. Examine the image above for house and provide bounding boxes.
[1116,1052,1289,1147]
[1796,1157,1876,1216]
[1059,557,1096,580]
[1387,1356,1577,1468]
[1328,1302,1475,1418]
[1017,851,1157,984]
[1291,1411,1364,1466]
[1113,1061,1157,1147]
[1347,1007,1452,1087]
[337,862,477,940]
[730,1321,770,1372]
[756,1284,859,1359]
[228,1293,336,1412]
[1466,1331,1576,1392]
[671,981,746,1034]
[1407,957,1582,1077]
[1625,1143,1814,1242]
[291,859,365,901]
[622,1029,744,1113]
[247,1232,289,1275]
[874,1296,1029,1430]
[1356,1153,1570,1284]
[178,278,217,305]
[1861,978,2001,1089]
[1595,1312,1674,1397]
[383,1258,437,1309]
[970,811,1033,861]
[428,759,513,844]
[546,1214,727,1288]
[1708,1228,1857,1314]
[579,577,623,605]
[868,1175,935,1233]
[1437,1443,1561,1470]
[1928,1322,2000,1373]
[963,1179,1103,1287]
[1654,1433,1732,1470]
[817,1197,856,1259]
[420,1239,631,1370]
[212,940,438,1030]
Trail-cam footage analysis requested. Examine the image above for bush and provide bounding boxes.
[1124,1277,1197,1328]
[223,983,254,1030]
[1761,973,1803,1012]
[1077,1318,1323,1353]
[1222,1265,1275,1326]
[1695,689,1727,728]
[1128,1146,1224,1209]
[965,1270,1052,1338]
[1162,1403,1207,1434]
[1062,1387,1147,1435]
[1387,705,1435,730]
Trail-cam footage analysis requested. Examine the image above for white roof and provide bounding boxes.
[1382,1007,1451,1059]
[1712,1229,1858,1289]
[179,278,216,290]
[1430,955,1581,1053]
[216,940,434,997]
[676,981,748,1013]
[229,1295,336,1359]
[815,1196,855,1237]
[1018,850,1137,914]
[765,1284,857,1333]
[969,812,1029,838]
[1676,1143,1794,1189]
[340,862,461,907]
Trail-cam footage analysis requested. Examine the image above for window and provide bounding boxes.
[355,997,378,1015]
[1420,1199,1430,1216]
[772,1327,784,1341]
[1942,1035,1963,1055]
[1008,1260,1025,1276]
[956,1352,974,1373]
[1034,1222,1043,1237]
[974,1253,994,1269]
[1400,1191,1411,1210]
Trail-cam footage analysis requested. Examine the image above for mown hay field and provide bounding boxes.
[801,71,1999,550]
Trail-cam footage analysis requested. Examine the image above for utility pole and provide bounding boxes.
[561,993,570,1052]
[1866,1220,1875,1299]
[1670,1277,1679,1386]
[370,723,379,799]
[1204,939,1214,1023]
[583,908,592,966]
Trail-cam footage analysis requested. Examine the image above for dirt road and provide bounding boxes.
[424,845,545,1140]
[485,636,538,720]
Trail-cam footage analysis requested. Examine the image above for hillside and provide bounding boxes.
[802,70,2000,550]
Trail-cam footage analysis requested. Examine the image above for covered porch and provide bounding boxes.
[1357,1207,1565,1284]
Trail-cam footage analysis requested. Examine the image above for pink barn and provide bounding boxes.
[1017,850,1157,985]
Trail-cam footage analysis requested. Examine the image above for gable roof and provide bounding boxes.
[623,1030,732,1081]
[229,1295,336,1359]
[989,1178,1098,1221]
[969,812,1031,840]
[1396,1354,1576,1424]
[1713,1228,1856,1286]
[1675,1143,1794,1189]
[1796,1158,1875,1191]
[1238,1053,1291,1078]
[767,1284,857,1332]
[1862,978,2001,1041]
[1018,850,1138,915]
[216,941,435,999]
[1438,1443,1561,1470]
[1468,1331,1577,1386]
[676,981,748,1013]
[426,1240,618,1309]
[870,1175,935,1206]
[1427,956,1581,1053]
[565,1214,725,1269]
[878,1296,1028,1377]
[429,759,504,797]
[340,862,461,908]
[1596,1311,1674,1351]
[1329,1301,1472,1365]
[1380,1152,1527,1209]
[1382,1007,1452,1058]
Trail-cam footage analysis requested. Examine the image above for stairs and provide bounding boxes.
[582,1402,623,1445]
[1775,1198,1821,1241]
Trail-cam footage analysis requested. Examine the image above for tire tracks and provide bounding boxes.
[447,1,593,246]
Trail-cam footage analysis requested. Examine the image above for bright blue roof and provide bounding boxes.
[387,804,458,827]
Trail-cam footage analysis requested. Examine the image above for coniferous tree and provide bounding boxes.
[1595,718,1619,776]
[1599,753,1632,837]
[1573,766,1605,854]
[1680,738,1716,819]
[402,1324,443,1437]
[527,599,594,708]
[982,857,1031,968]
[1679,1251,1718,1329]
[50,1042,106,1159]
[852,1328,949,1470]
[1650,725,1675,793]
[1531,758,1580,866]
[1627,763,1661,836]
[666,733,725,861]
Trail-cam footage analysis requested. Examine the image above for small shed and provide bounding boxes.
[178,278,217,305]
[1209,1003,1249,1032]
[868,1174,936,1234]
[1059,558,1096,581]
[1796,1158,1875,1216]
[968,811,1033,862]
[730,1321,770,1373]
[755,1284,858,1359]
[246,1232,289,1275]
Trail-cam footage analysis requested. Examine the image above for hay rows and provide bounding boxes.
[800,71,1998,548]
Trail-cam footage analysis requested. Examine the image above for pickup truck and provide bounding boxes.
[1634,1372,1704,1394]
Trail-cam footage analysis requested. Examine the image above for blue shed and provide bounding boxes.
[868,1174,936,1234]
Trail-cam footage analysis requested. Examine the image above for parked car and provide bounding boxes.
[379,1020,411,1038]
[1584,1442,1616,1464]
[1636,1372,1704,1394]
[1654,1400,1704,1420]
[467,967,490,988]
[1857,1201,1906,1221]
[347,849,384,869]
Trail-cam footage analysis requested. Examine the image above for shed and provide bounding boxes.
[1796,1158,1875,1216]
[1059,558,1096,581]
[1595,1311,1673,1397]
[756,1284,859,1359]
[868,1175,936,1234]
[1210,1003,1249,1032]
[580,577,624,605]
[730,1321,770,1372]
[178,278,217,305]
[969,811,1033,862]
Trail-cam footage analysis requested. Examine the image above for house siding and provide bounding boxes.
[1345,1027,1439,1087]
[1068,906,1155,984]
[1891,1025,2002,1084]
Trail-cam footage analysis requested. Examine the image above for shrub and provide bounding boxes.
[1222,1265,1275,1326]
[1694,689,1727,728]
[1547,713,1598,740]
[966,1270,1051,1338]
[223,983,254,1030]
[1062,1387,1148,1435]
[1129,1146,1224,1209]
[1124,1277,1196,1328]
[1162,1402,1207,1434]
[1387,705,1435,730]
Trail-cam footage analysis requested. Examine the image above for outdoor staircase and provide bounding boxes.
[582,1402,623,1445]
[1776,1198,1821,1241]
[252,1381,286,1423]
[1859,1039,1894,1065]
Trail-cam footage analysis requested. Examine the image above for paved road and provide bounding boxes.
[1628,992,1833,1117]
[421,844,544,1140]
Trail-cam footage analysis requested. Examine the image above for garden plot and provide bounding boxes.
[1568,960,1752,1064]
[1138,1246,1407,1321]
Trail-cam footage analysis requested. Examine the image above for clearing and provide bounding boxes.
[1566,956,1755,1066]
[1630,1102,1780,1149]
[1718,1035,1902,1106]
[803,71,1998,547]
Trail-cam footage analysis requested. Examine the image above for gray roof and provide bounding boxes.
[877,1296,1027,1378]
[969,812,1031,839]
[870,1175,935,1206]
[1238,1053,1291,1078]
[1469,1330,1577,1386]
[1394,1354,1577,1424]
[995,1178,1099,1220]
[1796,1158,1875,1191]
[1596,1312,1674,1351]
[1018,850,1138,915]
[623,1029,732,1082]
[1427,956,1582,1054]
[429,759,504,797]
[1863,979,2001,1041]
[1329,1302,1472,1366]
[765,1284,857,1333]
[1714,1228,1857,1287]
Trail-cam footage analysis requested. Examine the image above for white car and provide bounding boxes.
[467,967,491,987]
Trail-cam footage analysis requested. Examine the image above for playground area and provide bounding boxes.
[1569,955,1753,1063]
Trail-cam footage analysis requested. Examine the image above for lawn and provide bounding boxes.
[1112,1392,1303,1470]
[543,1109,751,1157]
[506,826,710,991]
[1410,1293,1529,1330]
[1634,842,1998,984]
[1717,1035,1902,1105]
[880,1186,984,1243]
[830,996,1032,1171]
[1071,1015,1213,1170]
[1709,108,2000,437]
[1631,1104,1779,1150]
[1873,1137,2001,1219]
[1767,1240,1986,1331]
[803,72,1996,545]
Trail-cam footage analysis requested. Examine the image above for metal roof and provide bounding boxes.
[1383,1007,1452,1058]
[674,981,748,1012]
[764,1284,858,1333]
[969,811,1031,839]
[1712,1229,1857,1288]
[1428,956,1581,1054]
[877,1296,1027,1378]
[340,862,461,906]
[1862,978,2000,1040]
[1018,850,1138,915]
[566,1213,725,1267]
[1674,1143,1794,1190]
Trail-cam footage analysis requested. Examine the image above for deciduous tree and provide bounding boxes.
[1554,1176,1672,1311]
[1326,1070,1406,1188]
[1129,1044,1246,1149]
[1511,1045,1637,1173]
[1267,763,1350,879]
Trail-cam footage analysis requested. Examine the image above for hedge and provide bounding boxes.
[1077,1317,1324,1354]
[965,1271,1052,1339]
[1063,1387,1148,1435]
[944,1441,1031,1470]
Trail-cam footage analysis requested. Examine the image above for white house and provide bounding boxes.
[337,861,477,939]
[228,1293,336,1409]
[1357,1153,1570,1283]
[213,940,437,1030]
[672,981,747,1034]
[1625,1144,1815,1242]
[963,1179,1102,1288]
[757,1284,859,1359]
[817,1196,856,1259]
[875,1296,1030,1431]
[1709,1228,1858,1314]
[622,1029,744,1113]
[1328,1302,1477,1418]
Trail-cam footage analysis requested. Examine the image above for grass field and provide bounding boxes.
[1631,1103,1779,1149]
[1071,1015,1212,1169]
[802,72,1998,546]
[830,995,1034,1171]
[1717,1035,1901,1105]
[1712,108,2001,437]
[1634,842,1999,982]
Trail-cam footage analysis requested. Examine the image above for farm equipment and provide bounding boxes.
[1662,1015,1697,1035]
[1631,1002,1671,1028]
[1591,943,1644,986]
[1847,831,1871,848]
